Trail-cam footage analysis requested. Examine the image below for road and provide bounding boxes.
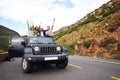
[0,56,120,80]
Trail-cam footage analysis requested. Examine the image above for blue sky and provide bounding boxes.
[0,0,110,35]
[0,17,27,32]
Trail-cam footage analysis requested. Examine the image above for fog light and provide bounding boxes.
[28,57,32,61]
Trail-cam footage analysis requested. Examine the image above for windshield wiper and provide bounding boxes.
[47,43,55,44]
[36,42,43,44]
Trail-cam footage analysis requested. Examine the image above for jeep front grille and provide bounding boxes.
[38,46,57,55]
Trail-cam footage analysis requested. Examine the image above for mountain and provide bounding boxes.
[53,0,120,59]
[0,25,20,36]
[0,25,20,51]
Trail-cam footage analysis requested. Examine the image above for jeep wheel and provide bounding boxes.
[22,57,32,73]
[56,59,68,69]
[5,55,11,61]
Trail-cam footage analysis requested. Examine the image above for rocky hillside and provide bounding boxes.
[0,25,20,51]
[53,0,120,59]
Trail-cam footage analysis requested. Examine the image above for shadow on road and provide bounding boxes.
[30,64,67,74]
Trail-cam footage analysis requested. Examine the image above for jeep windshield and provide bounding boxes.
[28,37,54,44]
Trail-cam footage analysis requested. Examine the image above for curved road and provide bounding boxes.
[0,56,120,80]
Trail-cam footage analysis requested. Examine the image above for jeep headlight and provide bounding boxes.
[34,46,39,52]
[56,47,61,51]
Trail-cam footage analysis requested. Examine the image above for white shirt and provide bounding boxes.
[28,29,34,36]
[46,29,53,36]
[40,32,44,36]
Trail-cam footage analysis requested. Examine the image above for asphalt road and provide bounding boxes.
[0,56,120,80]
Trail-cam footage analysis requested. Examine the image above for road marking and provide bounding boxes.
[68,63,82,69]
[78,57,120,65]
[111,76,120,80]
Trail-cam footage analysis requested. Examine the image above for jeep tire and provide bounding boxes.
[22,57,32,73]
[56,59,68,69]
[5,55,11,61]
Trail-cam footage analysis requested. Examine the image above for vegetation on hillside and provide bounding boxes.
[100,37,117,47]
[54,0,120,59]
[54,0,120,40]
[65,42,75,55]
[0,37,9,51]
[0,25,20,51]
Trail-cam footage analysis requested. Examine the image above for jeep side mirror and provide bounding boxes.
[21,41,26,47]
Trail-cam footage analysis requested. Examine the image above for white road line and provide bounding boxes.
[78,57,120,65]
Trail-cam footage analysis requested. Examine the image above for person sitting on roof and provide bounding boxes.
[39,26,48,37]
[33,26,39,36]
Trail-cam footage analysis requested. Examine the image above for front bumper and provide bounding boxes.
[24,53,68,62]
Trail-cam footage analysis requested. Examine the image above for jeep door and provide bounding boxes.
[8,37,25,57]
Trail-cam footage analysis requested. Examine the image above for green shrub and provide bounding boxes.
[62,39,66,43]
[83,40,91,48]
[98,6,120,17]
[68,26,78,33]
[65,42,75,55]
[100,37,117,47]
[102,4,108,9]
[98,10,106,16]
[53,25,78,41]
[79,15,99,26]
[102,6,120,17]
[53,30,68,40]
[98,18,104,22]
[0,37,9,51]
[83,39,95,48]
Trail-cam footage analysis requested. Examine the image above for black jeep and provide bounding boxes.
[21,36,68,73]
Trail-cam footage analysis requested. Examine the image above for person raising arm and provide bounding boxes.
[46,18,55,37]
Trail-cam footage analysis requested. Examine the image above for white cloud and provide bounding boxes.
[0,0,110,35]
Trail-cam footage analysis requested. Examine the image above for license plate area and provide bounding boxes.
[44,57,58,61]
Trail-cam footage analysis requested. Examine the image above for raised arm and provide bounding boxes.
[51,18,55,30]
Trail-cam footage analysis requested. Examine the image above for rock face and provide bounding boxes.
[75,40,120,59]
[74,25,120,58]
